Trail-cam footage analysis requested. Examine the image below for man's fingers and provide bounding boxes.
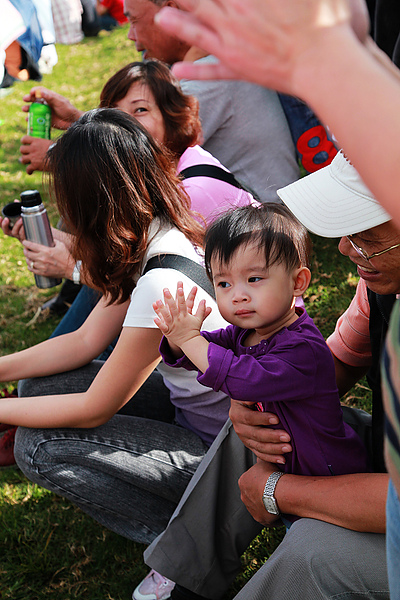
[172,60,237,81]
[155,7,222,58]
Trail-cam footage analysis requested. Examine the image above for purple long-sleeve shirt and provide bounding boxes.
[160,309,369,477]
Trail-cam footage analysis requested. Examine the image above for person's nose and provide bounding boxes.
[338,236,351,257]
[128,23,137,43]
[232,284,249,303]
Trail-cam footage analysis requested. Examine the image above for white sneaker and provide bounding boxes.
[133,569,175,600]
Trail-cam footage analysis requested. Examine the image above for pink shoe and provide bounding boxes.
[132,569,175,600]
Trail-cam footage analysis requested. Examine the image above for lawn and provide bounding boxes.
[0,25,371,600]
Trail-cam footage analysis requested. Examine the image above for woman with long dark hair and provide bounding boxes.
[18,60,254,336]
[0,109,230,579]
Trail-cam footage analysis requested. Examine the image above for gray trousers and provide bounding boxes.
[14,362,209,545]
[145,420,389,600]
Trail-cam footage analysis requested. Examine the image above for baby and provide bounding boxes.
[153,204,369,517]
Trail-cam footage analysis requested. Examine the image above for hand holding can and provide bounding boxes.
[27,90,51,140]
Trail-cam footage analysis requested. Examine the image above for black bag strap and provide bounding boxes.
[143,253,215,300]
[179,164,260,201]
[180,164,243,189]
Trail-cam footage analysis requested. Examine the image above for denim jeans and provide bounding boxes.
[15,363,209,545]
[97,13,118,30]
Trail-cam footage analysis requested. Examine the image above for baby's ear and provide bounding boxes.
[293,266,311,296]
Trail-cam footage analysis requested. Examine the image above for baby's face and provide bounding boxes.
[211,243,299,339]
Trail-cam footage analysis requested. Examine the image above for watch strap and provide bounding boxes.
[72,260,82,285]
[262,471,284,515]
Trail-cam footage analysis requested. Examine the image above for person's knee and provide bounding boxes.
[282,518,347,571]
[14,426,42,479]
[272,518,387,597]
[276,519,326,571]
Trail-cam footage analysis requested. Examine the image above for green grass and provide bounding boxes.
[0,26,371,599]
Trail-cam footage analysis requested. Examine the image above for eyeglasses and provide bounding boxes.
[346,235,400,262]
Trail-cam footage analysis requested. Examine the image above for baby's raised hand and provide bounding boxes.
[153,282,211,349]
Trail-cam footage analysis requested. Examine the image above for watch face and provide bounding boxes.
[262,495,279,515]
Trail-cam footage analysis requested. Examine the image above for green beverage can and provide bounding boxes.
[28,94,51,139]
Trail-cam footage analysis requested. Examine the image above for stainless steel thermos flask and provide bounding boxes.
[20,189,61,289]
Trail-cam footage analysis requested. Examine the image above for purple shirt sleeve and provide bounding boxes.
[198,336,318,403]
[160,326,319,404]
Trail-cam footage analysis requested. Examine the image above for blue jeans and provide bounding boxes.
[387,479,400,598]
[97,13,118,30]
[15,364,209,545]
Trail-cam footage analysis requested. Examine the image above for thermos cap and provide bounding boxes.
[20,190,42,207]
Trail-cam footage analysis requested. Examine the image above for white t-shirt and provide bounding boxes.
[123,220,229,445]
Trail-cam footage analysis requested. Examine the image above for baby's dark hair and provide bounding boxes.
[204,204,312,279]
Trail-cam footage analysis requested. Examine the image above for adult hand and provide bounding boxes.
[238,460,282,526]
[22,87,83,130]
[23,239,75,280]
[0,209,25,242]
[155,0,369,93]
[229,399,291,463]
[19,136,53,174]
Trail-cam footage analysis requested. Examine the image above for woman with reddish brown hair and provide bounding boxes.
[98,60,256,224]
[99,59,201,160]
[0,109,231,580]
[9,60,254,332]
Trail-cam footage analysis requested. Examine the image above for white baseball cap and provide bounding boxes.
[277,150,391,238]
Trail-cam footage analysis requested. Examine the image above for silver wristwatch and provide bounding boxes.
[262,471,284,515]
[72,260,82,285]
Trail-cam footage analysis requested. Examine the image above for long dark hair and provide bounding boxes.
[47,108,204,304]
[99,60,201,159]
[204,204,312,279]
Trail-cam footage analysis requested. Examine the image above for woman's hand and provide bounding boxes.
[0,204,25,242]
[229,399,292,464]
[19,136,53,174]
[22,87,83,130]
[23,238,75,280]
